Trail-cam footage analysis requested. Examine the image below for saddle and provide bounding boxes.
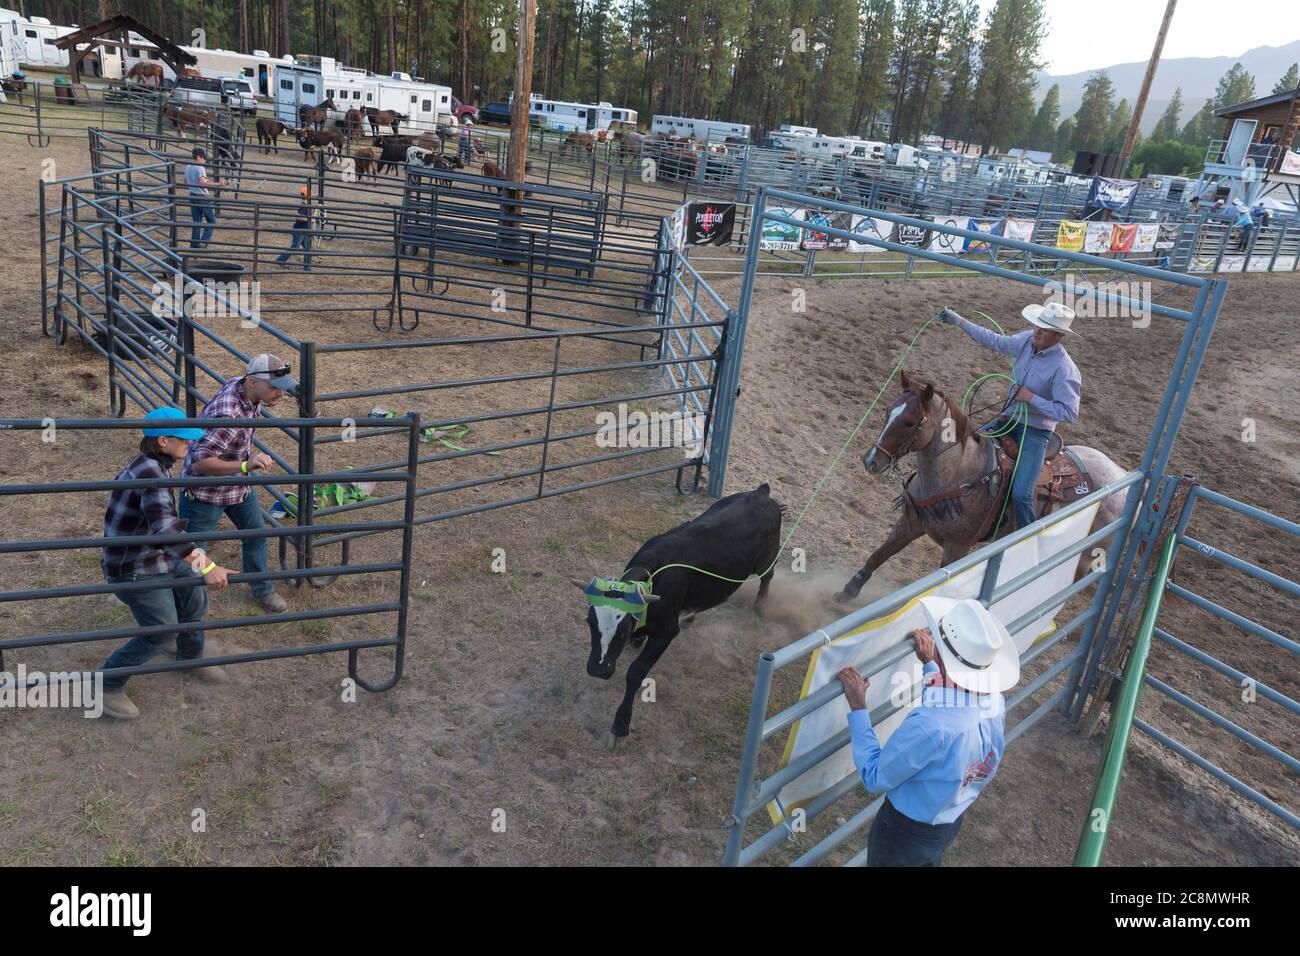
[900,428,1096,541]
[977,431,1094,540]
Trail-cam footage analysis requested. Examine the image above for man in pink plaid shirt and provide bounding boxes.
[180,354,297,613]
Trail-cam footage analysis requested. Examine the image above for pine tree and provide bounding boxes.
[1151,88,1183,142]
[1070,70,1115,153]
[1026,83,1060,152]
[1103,98,1130,153]
[850,0,896,138]
[968,0,1048,153]
[1272,63,1299,95]
[1053,117,1075,162]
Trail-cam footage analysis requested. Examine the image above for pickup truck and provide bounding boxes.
[171,76,225,109]
[478,100,512,125]
[450,95,479,123]
[220,78,258,115]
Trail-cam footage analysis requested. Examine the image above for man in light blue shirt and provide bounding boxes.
[838,595,1020,866]
[939,302,1081,530]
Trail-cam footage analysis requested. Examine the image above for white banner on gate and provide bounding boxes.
[847,215,896,253]
[1132,224,1159,253]
[1002,218,1036,243]
[929,216,967,255]
[769,503,1102,820]
[1083,222,1113,254]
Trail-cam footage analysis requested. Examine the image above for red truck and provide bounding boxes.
[450,95,479,124]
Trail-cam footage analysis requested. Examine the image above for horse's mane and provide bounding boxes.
[905,379,973,447]
[939,392,974,446]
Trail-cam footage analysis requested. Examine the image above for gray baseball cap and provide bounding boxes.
[245,353,298,391]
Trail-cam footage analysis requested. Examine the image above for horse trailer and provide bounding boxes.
[519,92,638,132]
[651,114,751,143]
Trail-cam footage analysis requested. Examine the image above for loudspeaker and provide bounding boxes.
[1072,150,1124,177]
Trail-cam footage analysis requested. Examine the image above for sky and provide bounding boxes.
[975,0,1300,75]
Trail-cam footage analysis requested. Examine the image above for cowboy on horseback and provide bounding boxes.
[939,302,1081,531]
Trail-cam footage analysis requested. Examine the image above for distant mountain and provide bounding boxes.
[1036,39,1300,135]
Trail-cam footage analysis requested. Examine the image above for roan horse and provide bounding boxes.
[836,371,1127,601]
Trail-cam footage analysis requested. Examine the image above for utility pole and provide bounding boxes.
[1121,0,1177,168]
[508,0,537,184]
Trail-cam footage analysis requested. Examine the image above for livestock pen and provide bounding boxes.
[29,129,745,649]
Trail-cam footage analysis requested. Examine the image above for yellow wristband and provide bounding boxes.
[201,562,217,575]
[241,460,249,474]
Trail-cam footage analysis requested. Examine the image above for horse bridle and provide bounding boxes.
[871,396,930,475]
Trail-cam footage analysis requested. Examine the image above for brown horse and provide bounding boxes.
[365,108,405,136]
[836,371,1128,601]
[299,97,337,130]
[163,103,210,132]
[126,62,164,88]
[343,108,364,142]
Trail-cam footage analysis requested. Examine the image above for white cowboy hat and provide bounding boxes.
[919,596,1020,693]
[1021,301,1078,336]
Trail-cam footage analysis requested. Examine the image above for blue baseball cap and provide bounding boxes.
[143,406,204,440]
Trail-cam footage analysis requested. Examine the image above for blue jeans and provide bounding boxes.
[100,560,208,691]
[866,797,965,867]
[458,139,471,163]
[276,226,311,265]
[178,490,272,597]
[1007,419,1052,530]
[189,199,216,247]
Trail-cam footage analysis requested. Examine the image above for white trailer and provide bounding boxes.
[16,16,77,68]
[0,8,21,78]
[519,92,637,132]
[651,114,750,142]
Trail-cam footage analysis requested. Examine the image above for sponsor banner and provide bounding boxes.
[1189,254,1216,272]
[670,203,687,251]
[1155,223,1180,250]
[1056,220,1086,252]
[1002,218,1036,243]
[848,215,895,253]
[1084,222,1113,254]
[800,210,851,251]
[1217,255,1245,272]
[964,218,1000,253]
[1086,176,1140,213]
[1109,223,1137,253]
[1274,256,1297,272]
[1132,223,1159,253]
[1280,149,1300,176]
[685,201,735,246]
[760,205,804,250]
[1247,255,1273,272]
[929,216,968,255]
[890,220,932,250]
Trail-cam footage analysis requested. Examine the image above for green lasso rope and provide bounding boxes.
[642,307,1024,590]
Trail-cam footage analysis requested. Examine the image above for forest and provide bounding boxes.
[13,0,1300,170]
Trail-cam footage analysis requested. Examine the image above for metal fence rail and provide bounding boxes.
[719,187,1228,865]
[1134,484,1300,831]
[0,415,420,692]
[723,473,1143,866]
[40,142,744,579]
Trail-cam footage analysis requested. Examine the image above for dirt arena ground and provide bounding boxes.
[0,133,1295,866]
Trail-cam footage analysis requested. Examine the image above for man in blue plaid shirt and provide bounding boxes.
[99,408,232,720]
[180,354,297,614]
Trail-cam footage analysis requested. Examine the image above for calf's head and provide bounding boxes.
[574,577,658,679]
